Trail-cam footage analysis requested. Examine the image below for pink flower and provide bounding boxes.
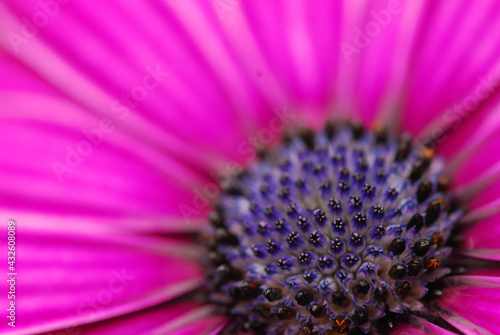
[1,1,500,334]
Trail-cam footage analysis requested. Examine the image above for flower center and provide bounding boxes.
[203,122,461,334]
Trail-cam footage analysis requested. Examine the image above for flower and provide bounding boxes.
[1,1,500,334]
[204,124,465,334]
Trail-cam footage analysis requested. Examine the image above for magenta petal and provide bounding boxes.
[392,316,456,335]
[150,305,226,335]
[401,1,500,135]
[460,212,500,259]
[4,211,210,236]
[450,131,500,196]
[436,93,500,172]
[0,50,213,226]
[467,267,500,277]
[462,250,500,261]
[0,229,203,334]
[238,1,340,112]
[0,2,289,168]
[205,322,232,335]
[435,275,500,335]
[38,301,203,335]
[0,91,215,225]
[169,315,227,335]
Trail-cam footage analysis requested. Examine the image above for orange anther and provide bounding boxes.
[431,233,444,248]
[425,257,440,271]
[332,316,351,333]
[420,146,435,159]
